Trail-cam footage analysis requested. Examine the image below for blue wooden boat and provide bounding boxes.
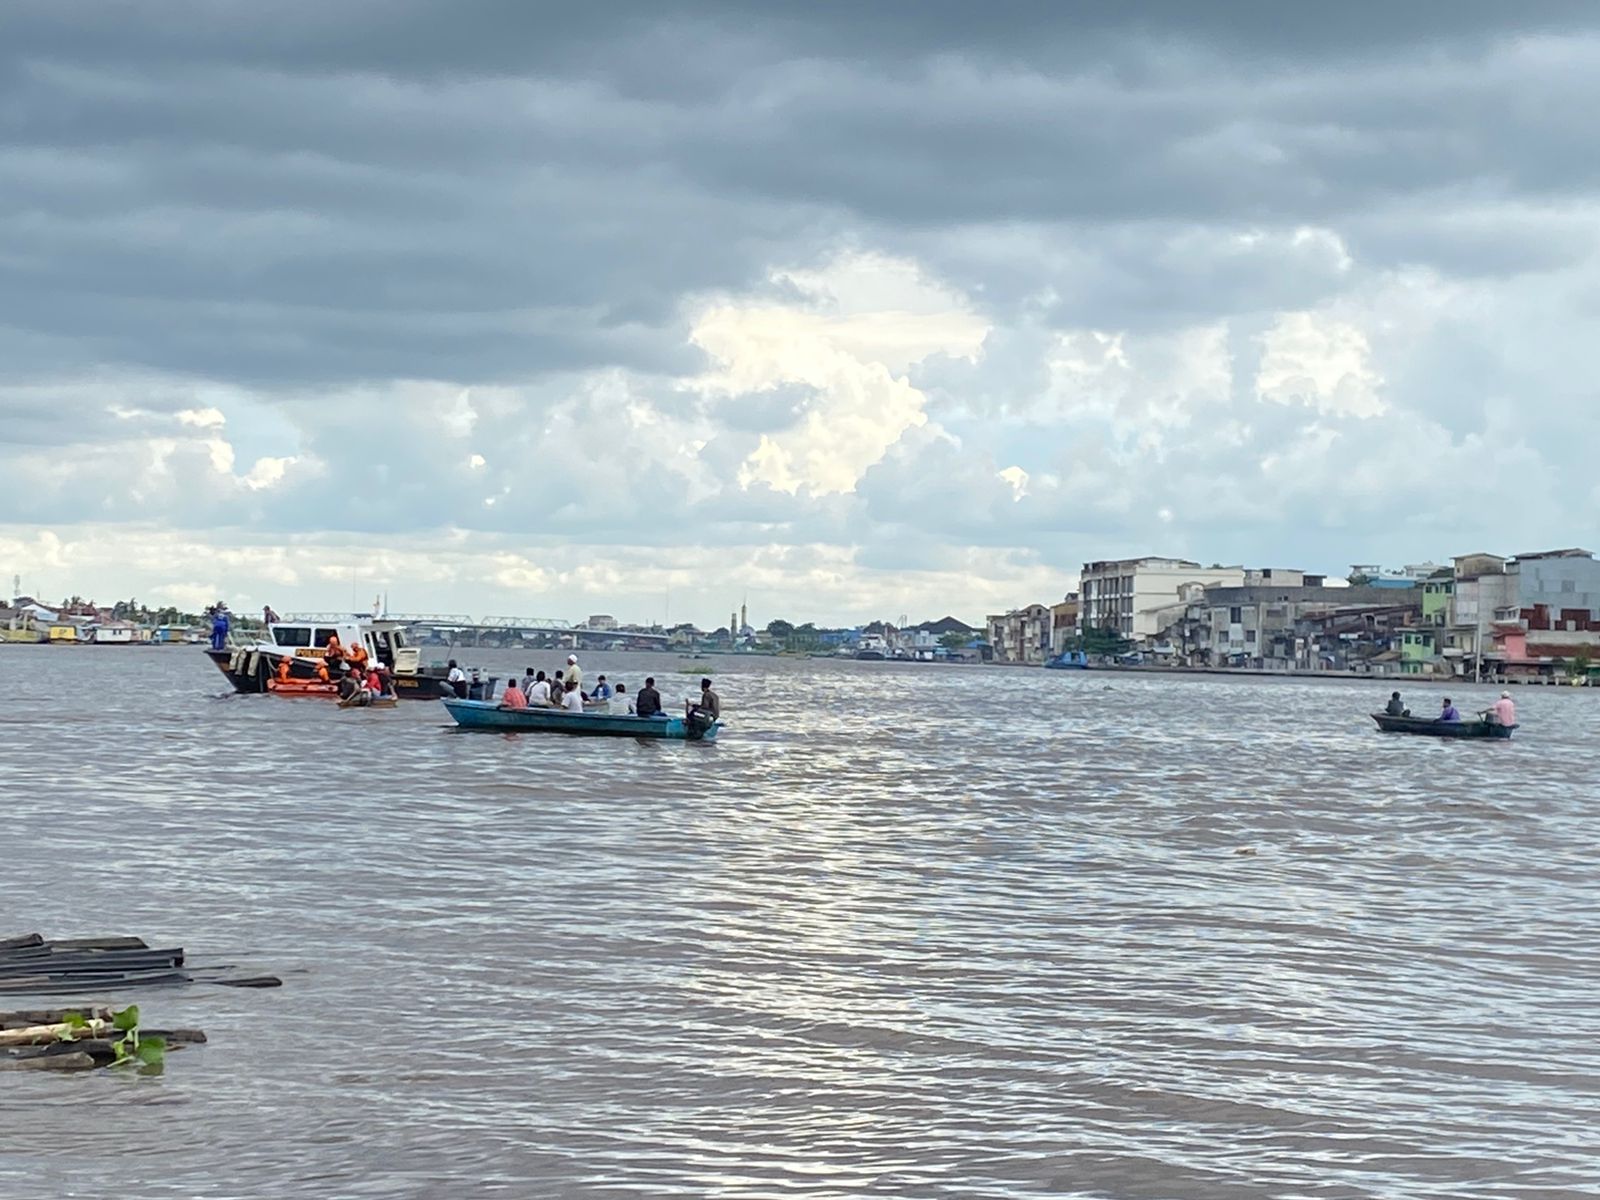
[1045,650,1091,669]
[440,698,720,741]
[1370,713,1515,740]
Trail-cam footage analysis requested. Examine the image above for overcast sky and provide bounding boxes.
[3,1,1597,625]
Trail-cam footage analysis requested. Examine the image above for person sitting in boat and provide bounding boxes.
[324,633,344,672]
[520,666,538,696]
[336,667,360,701]
[609,682,632,715]
[364,665,384,695]
[636,677,663,719]
[1385,691,1408,717]
[468,668,486,700]
[446,659,467,698]
[374,664,396,699]
[591,675,613,702]
[560,680,584,712]
[688,677,721,722]
[1437,697,1462,723]
[526,670,552,706]
[1490,691,1517,726]
[500,676,529,710]
[276,657,293,684]
[315,659,331,683]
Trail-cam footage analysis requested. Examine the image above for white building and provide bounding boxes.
[1510,548,1600,615]
[1078,558,1246,643]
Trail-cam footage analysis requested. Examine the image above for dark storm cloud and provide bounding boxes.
[8,0,1600,389]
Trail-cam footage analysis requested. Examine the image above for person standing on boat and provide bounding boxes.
[636,677,663,718]
[208,605,230,651]
[1490,691,1517,727]
[1438,697,1461,723]
[500,676,529,710]
[564,654,583,692]
[1385,691,1407,717]
[560,680,584,712]
[446,659,467,698]
[591,674,613,702]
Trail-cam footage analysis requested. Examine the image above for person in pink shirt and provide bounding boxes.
[500,678,529,710]
[1491,691,1517,727]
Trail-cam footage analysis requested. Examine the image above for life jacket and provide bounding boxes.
[316,662,330,682]
[349,644,369,667]
[276,659,291,681]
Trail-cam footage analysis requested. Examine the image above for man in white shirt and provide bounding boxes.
[527,671,552,706]
[560,681,584,712]
[609,683,633,715]
[564,654,583,691]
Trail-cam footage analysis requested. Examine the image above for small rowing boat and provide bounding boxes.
[441,698,719,740]
[1370,713,1516,740]
[338,694,398,709]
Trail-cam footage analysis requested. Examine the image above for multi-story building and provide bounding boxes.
[1078,558,1245,644]
[1397,627,1442,674]
[1421,569,1454,628]
[986,604,1052,664]
[1048,593,1080,654]
[1446,553,1514,676]
[1177,584,1419,669]
[1510,548,1600,614]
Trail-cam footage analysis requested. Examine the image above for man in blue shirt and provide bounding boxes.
[1438,698,1461,722]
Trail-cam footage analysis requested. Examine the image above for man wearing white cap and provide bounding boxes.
[564,653,583,692]
[1490,690,1517,727]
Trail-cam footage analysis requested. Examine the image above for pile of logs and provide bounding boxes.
[0,933,280,993]
[0,1006,206,1072]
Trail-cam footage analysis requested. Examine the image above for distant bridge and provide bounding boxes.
[283,612,669,648]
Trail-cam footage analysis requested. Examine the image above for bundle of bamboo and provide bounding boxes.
[0,933,280,993]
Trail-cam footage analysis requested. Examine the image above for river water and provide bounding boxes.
[0,644,1596,1199]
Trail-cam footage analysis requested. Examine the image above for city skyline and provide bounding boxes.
[5,4,1600,627]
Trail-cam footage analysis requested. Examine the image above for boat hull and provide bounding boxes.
[1371,713,1516,739]
[441,698,719,740]
[206,648,452,699]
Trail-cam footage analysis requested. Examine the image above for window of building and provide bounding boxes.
[1229,606,1243,623]
[1245,629,1256,643]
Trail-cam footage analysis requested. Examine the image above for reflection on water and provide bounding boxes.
[1,645,1597,1198]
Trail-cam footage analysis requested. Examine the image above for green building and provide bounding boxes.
[1421,570,1454,628]
[1399,628,1438,674]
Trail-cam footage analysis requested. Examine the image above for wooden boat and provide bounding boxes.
[338,694,398,709]
[1045,651,1091,669]
[1370,713,1516,739]
[441,698,720,740]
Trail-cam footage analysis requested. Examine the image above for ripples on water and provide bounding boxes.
[1,645,1597,1198]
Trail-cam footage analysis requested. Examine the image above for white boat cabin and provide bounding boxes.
[258,617,420,673]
